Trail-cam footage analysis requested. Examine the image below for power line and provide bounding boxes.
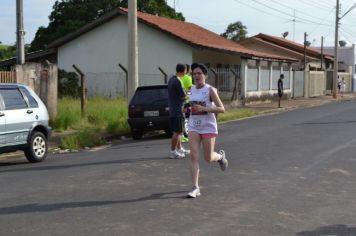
[250,0,331,26]
[298,0,334,11]
[339,28,355,44]
[308,8,335,35]
[233,0,291,22]
[268,0,330,22]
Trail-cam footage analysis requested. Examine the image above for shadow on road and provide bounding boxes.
[0,191,187,215]
[297,224,356,236]
[0,156,167,173]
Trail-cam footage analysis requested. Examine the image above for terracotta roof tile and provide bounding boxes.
[121,9,296,61]
[49,8,297,62]
[255,33,333,60]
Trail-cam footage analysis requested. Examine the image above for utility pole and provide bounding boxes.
[333,1,356,98]
[303,32,307,71]
[16,0,25,64]
[333,0,340,98]
[320,36,324,70]
[128,0,139,101]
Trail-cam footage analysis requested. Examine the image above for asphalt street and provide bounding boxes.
[1,100,356,235]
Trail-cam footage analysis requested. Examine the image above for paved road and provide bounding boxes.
[1,100,356,235]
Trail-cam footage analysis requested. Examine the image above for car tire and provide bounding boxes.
[131,129,143,140]
[24,131,48,162]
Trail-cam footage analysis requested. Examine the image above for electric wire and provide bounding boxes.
[250,0,331,26]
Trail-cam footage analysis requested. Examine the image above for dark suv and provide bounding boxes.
[128,85,171,139]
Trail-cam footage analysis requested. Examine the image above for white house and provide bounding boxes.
[45,8,296,98]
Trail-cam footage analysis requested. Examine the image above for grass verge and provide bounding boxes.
[53,97,260,150]
[218,108,259,122]
[59,129,106,150]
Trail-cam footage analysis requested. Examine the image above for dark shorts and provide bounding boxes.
[170,117,184,133]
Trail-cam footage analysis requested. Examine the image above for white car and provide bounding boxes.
[0,84,51,162]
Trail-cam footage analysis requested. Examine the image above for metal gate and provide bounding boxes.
[293,70,304,97]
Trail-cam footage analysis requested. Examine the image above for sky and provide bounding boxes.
[1,0,356,47]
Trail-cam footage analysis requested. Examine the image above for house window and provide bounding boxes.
[216,63,222,68]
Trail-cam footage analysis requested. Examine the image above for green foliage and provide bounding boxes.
[52,97,83,131]
[60,129,106,150]
[52,96,129,134]
[58,69,80,98]
[221,21,248,42]
[0,45,16,61]
[30,0,184,52]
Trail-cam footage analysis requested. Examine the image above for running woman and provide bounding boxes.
[187,63,228,198]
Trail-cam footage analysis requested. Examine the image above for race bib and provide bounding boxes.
[190,116,205,128]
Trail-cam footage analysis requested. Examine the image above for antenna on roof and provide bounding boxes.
[282,32,289,38]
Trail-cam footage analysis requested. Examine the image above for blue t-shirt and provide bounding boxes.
[167,75,185,117]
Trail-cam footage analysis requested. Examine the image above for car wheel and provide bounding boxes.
[164,129,173,138]
[24,131,48,162]
[131,129,143,140]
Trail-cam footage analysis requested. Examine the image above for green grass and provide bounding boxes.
[0,45,11,49]
[52,97,129,149]
[59,129,106,150]
[53,96,129,132]
[218,108,259,122]
[53,97,259,149]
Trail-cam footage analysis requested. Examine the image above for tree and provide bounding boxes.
[30,0,184,52]
[220,21,248,42]
[0,45,16,61]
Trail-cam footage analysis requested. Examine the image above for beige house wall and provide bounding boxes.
[192,50,241,68]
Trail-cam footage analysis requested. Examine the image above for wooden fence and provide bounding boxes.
[0,71,16,83]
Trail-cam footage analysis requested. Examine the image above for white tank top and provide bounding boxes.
[188,84,218,134]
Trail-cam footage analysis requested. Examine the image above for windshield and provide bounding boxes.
[130,88,168,105]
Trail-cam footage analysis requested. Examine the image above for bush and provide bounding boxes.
[60,129,106,150]
[52,97,83,131]
[53,96,129,134]
[58,69,80,98]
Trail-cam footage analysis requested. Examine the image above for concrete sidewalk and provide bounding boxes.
[246,93,356,114]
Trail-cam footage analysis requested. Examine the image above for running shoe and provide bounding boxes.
[181,136,189,143]
[218,150,228,171]
[178,148,190,156]
[170,150,184,159]
[187,187,201,198]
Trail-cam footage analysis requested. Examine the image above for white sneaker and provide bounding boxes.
[218,150,228,171]
[170,150,184,159]
[187,187,201,198]
[178,148,190,156]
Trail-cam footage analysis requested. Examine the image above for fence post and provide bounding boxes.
[118,64,128,99]
[230,68,239,101]
[72,64,86,116]
[209,68,218,89]
[158,67,168,84]
[42,60,58,120]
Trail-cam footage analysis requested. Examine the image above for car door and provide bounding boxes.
[0,87,35,145]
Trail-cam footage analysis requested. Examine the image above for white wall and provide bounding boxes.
[58,16,192,96]
[323,45,355,91]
